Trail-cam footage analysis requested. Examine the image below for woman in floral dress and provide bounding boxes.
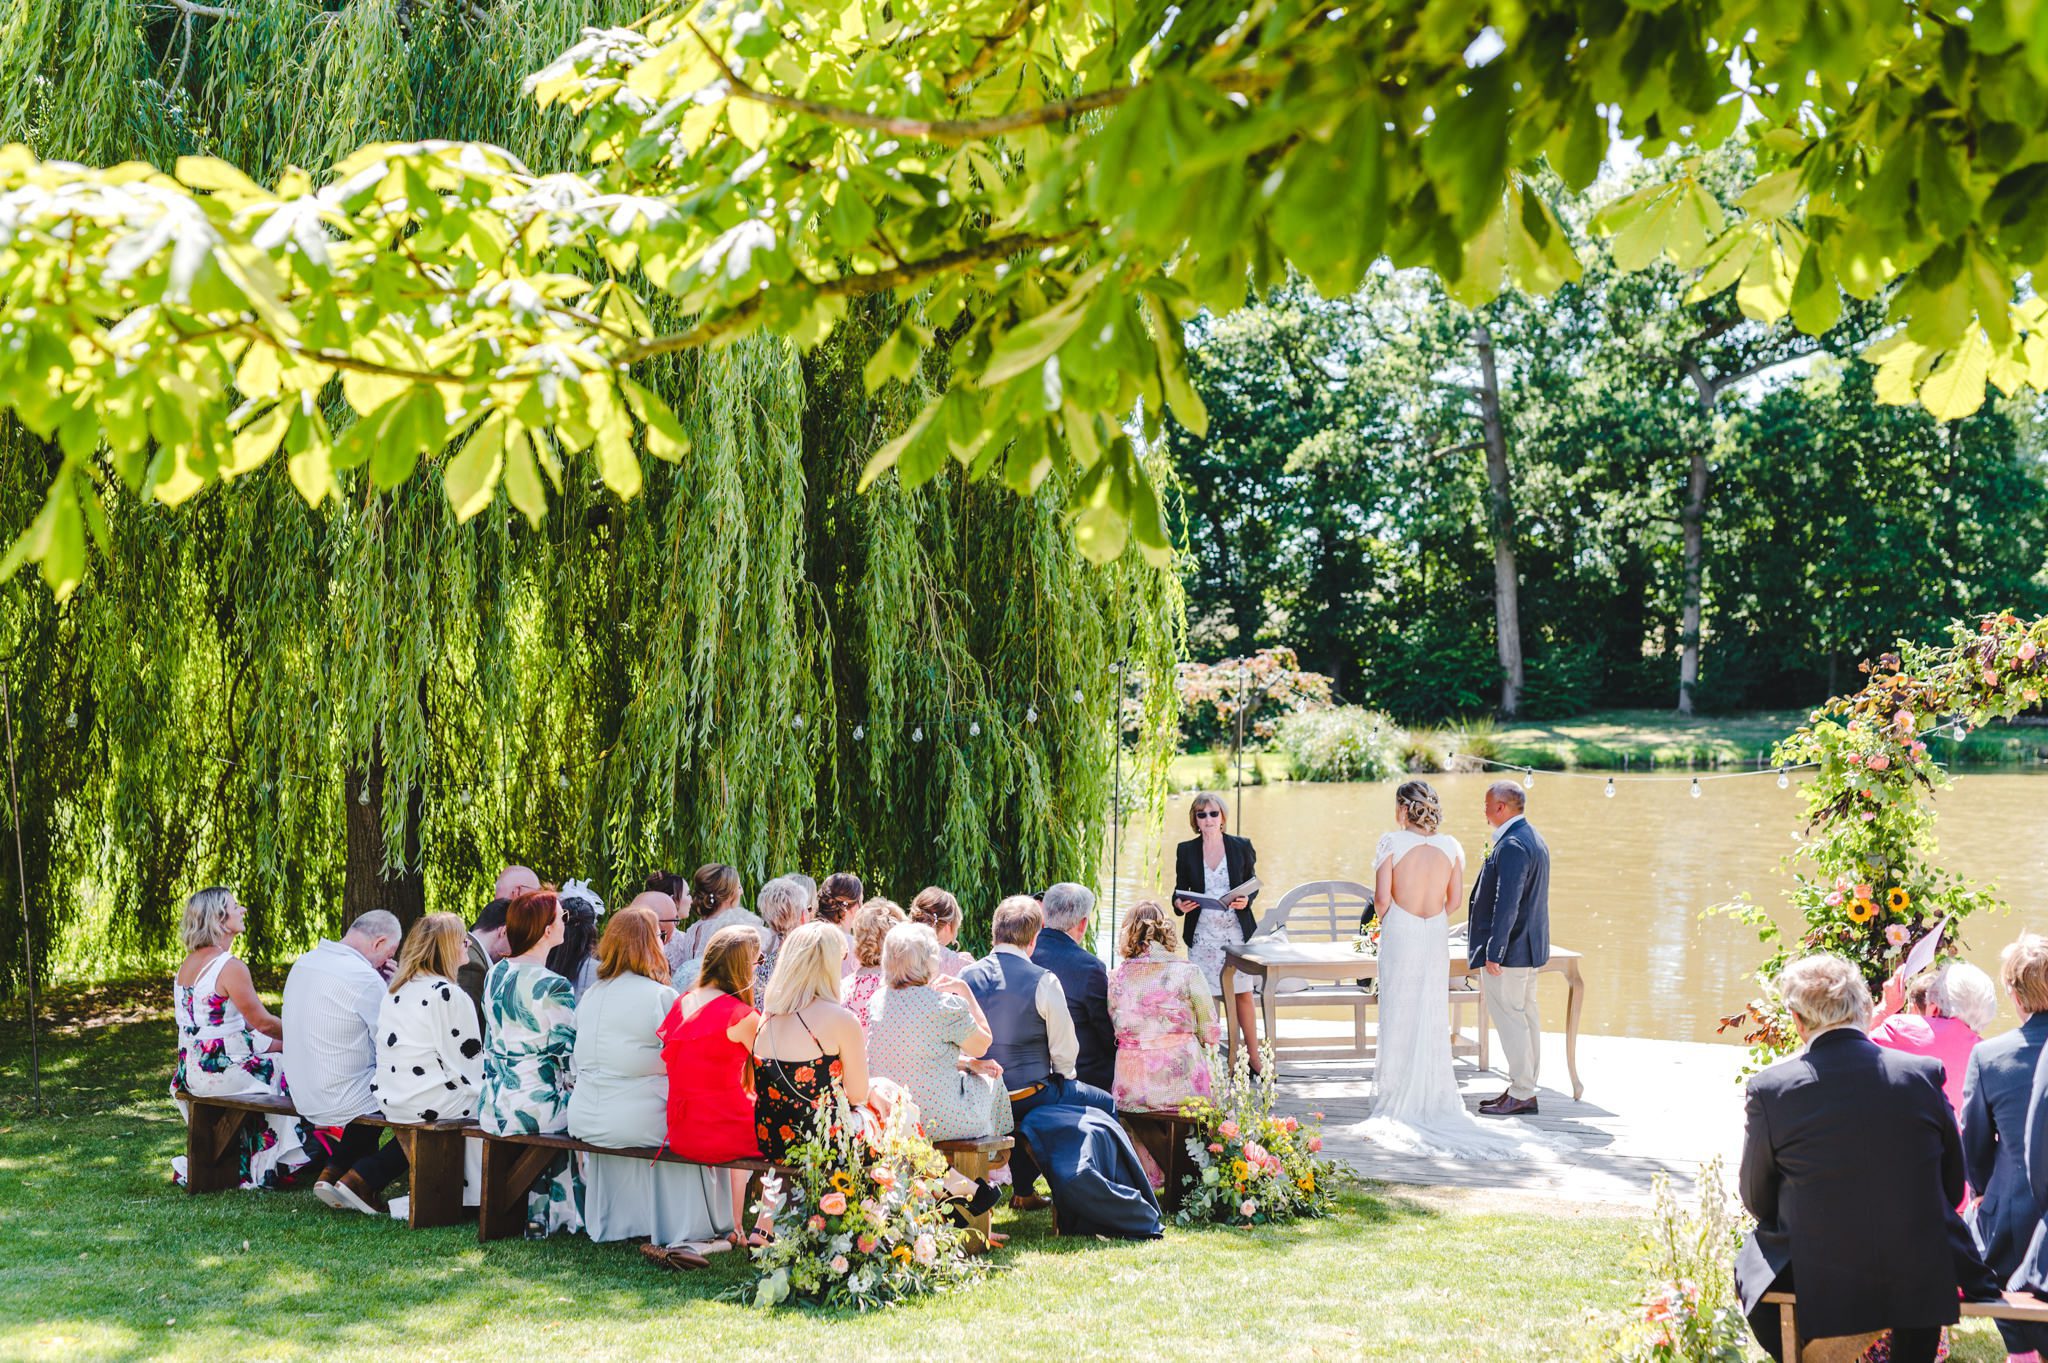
[1108,902,1219,1186]
[171,887,312,1189]
[840,897,905,1029]
[478,888,584,1234]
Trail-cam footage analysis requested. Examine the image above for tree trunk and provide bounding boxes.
[344,735,425,934]
[1473,321,1524,718]
[1677,358,1721,717]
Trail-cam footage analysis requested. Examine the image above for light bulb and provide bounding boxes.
[65,710,78,730]
[1522,769,1534,790]
[1604,778,1615,799]
[1071,688,1084,704]
[1691,777,1702,799]
[969,720,981,736]
[852,724,865,742]
[912,725,924,743]
[1109,662,1121,674]
[1446,750,1457,764]
[556,769,569,791]
[357,787,370,806]
[1025,706,1038,724]
[1777,767,1790,789]
[792,713,806,730]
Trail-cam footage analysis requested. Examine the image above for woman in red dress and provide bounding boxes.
[657,925,764,1240]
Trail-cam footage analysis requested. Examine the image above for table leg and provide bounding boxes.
[1220,958,1240,1072]
[1562,959,1585,1101]
[1475,977,1491,1074]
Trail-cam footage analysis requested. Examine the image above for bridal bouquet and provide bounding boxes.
[1351,917,1381,958]
[735,1093,984,1311]
[1175,1047,1340,1228]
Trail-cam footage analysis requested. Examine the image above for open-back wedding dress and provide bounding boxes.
[1359,829,1551,1159]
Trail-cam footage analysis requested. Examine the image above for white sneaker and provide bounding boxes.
[312,1180,347,1210]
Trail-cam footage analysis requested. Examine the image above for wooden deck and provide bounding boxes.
[1269,1022,1748,1207]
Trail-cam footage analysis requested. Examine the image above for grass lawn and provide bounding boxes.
[0,981,2016,1361]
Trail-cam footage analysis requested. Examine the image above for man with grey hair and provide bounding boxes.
[282,909,408,1215]
[1031,882,1116,1092]
[1734,953,1998,1361]
[1468,780,1550,1116]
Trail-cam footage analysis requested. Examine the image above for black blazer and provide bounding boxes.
[1735,1028,1996,1340]
[1962,1013,2048,1283]
[1031,928,1117,1092]
[1174,834,1258,948]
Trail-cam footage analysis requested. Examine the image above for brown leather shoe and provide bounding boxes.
[331,1169,390,1216]
[640,1243,710,1271]
[1478,1094,1538,1117]
[1009,1193,1051,1211]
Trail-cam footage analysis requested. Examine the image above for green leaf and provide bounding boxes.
[1788,247,1843,335]
[620,379,692,461]
[444,412,506,521]
[862,325,924,393]
[1141,294,1207,436]
[228,405,290,478]
[503,426,550,526]
[1919,327,1992,421]
[981,294,1096,388]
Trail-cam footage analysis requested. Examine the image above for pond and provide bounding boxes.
[1102,769,2048,1044]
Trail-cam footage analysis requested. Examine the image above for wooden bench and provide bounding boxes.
[477,1129,1012,1249]
[1762,1290,2048,1362]
[1117,1109,1200,1214]
[176,1089,473,1230]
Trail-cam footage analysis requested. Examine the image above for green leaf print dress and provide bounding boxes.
[479,959,585,1234]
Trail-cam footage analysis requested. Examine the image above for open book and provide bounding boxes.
[1175,876,1262,915]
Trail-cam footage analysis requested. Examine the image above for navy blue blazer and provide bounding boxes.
[1464,817,1550,969]
[1031,928,1117,1093]
[1735,1028,1994,1340]
[1962,1013,2048,1280]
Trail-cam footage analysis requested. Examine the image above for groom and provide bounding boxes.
[1469,781,1551,1116]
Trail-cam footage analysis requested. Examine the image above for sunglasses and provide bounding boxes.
[1195,809,1223,820]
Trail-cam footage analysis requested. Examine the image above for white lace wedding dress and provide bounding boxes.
[1359,829,1550,1159]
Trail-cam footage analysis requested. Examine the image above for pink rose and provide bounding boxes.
[829,1254,850,1275]
[1309,1111,1324,1121]
[1239,1200,1257,1217]
[1244,1140,1268,1163]
[1219,1119,1239,1139]
[1885,925,1911,947]
[1279,1116,1299,1132]
[1847,753,1863,766]
[1893,708,1914,733]
[1867,753,1889,771]
[819,1192,847,1216]
[1861,811,1878,822]
[1824,892,1842,906]
[1855,884,1873,900]
[1986,668,2001,686]
[1307,1135,1322,1152]
[807,1215,826,1233]
[2024,640,2039,662]
[871,1167,896,1189]
[857,1234,878,1254]
[1208,1142,1224,1154]
[912,1233,937,1265]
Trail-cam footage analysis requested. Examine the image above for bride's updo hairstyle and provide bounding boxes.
[1394,780,1443,834]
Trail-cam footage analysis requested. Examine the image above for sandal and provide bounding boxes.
[747,1228,776,1249]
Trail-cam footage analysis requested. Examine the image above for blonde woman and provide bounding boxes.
[369,914,486,1211]
[750,921,891,1162]
[1171,791,1261,1074]
[171,887,309,1189]
[841,896,908,1029]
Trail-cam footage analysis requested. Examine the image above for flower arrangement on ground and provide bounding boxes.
[736,1093,984,1310]
[1592,1158,1750,1363]
[1175,1045,1340,1227]
[1718,614,2037,1065]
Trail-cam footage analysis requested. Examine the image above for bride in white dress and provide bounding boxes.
[1360,781,1548,1158]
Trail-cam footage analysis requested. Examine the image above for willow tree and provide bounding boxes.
[0,0,1179,988]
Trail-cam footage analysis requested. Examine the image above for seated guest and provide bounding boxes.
[651,925,767,1267]
[868,923,1011,1144]
[751,921,883,1163]
[966,896,1160,1237]
[456,897,510,1023]
[495,864,541,901]
[282,909,403,1215]
[818,871,864,929]
[547,881,604,1000]
[373,914,484,1206]
[628,887,681,966]
[1735,953,1998,1363]
[478,888,584,1235]
[752,876,813,1003]
[172,887,310,1190]
[1873,961,1999,1116]
[1961,936,2048,1363]
[1031,882,1116,1093]
[1107,900,1219,1113]
[567,906,697,1243]
[911,886,976,976]
[842,897,907,1029]
[672,863,757,969]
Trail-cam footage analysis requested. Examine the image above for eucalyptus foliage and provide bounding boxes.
[0,0,1180,989]
[6,0,2048,596]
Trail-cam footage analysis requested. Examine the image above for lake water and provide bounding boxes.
[1101,771,2048,1044]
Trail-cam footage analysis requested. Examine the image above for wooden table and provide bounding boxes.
[1219,939,1586,1101]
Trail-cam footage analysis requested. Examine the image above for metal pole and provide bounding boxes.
[1108,659,1124,970]
[1233,664,1246,833]
[2,677,42,1106]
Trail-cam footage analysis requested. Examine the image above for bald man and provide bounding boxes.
[494,864,540,901]
[627,890,680,945]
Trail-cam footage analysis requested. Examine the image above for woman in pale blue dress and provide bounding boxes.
[478,889,585,1234]
[866,924,1011,1142]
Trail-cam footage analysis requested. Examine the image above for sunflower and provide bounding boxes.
[830,1170,856,1196]
[1888,887,1911,913]
[1848,898,1879,924]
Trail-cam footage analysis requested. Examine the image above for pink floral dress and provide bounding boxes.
[1107,947,1220,1112]
[171,952,312,1189]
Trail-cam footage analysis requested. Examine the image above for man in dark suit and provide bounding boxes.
[1031,882,1116,1092]
[456,897,511,1024]
[1467,781,1550,1116]
[1737,953,1999,1362]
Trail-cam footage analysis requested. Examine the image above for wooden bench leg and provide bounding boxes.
[399,1128,468,1230]
[944,1149,994,1253]
[185,1100,244,1194]
[477,1140,559,1242]
[1780,1298,1799,1363]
